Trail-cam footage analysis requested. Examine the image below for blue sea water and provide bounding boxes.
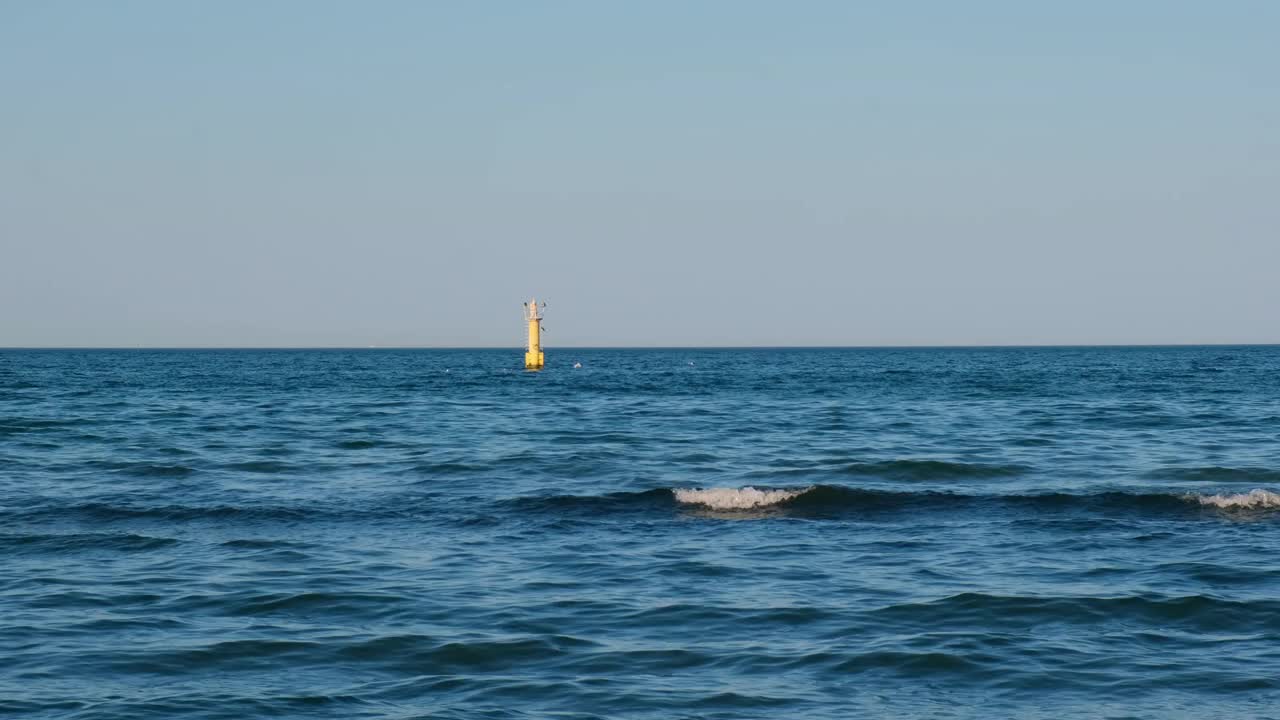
[3,346,1280,719]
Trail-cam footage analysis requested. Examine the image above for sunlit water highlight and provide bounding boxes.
[2,346,1280,719]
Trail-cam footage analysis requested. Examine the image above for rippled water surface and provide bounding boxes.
[3,347,1280,719]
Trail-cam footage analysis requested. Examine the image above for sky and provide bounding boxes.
[2,1,1277,347]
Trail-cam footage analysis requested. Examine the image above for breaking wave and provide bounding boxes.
[515,486,1280,517]
[1195,489,1280,509]
[672,486,813,510]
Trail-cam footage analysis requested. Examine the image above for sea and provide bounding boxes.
[3,346,1280,719]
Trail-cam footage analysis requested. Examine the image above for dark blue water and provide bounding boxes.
[3,347,1280,719]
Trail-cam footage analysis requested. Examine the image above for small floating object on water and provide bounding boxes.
[573,362,582,369]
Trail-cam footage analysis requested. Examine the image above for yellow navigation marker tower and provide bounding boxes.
[523,298,545,370]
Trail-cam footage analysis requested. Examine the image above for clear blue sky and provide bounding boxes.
[2,1,1276,347]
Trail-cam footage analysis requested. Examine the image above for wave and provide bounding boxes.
[673,486,812,510]
[116,463,197,478]
[14,487,1279,529]
[4,496,447,526]
[0,416,86,435]
[221,460,298,474]
[838,459,1030,480]
[44,502,314,522]
[502,488,674,514]
[220,538,312,550]
[224,591,407,617]
[6,501,351,524]
[872,592,1280,634]
[0,532,178,553]
[1147,466,1280,484]
[91,635,576,676]
[516,485,1280,518]
[744,459,1031,482]
[1195,489,1280,509]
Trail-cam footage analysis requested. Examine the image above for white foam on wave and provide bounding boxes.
[672,486,812,510]
[1195,489,1280,509]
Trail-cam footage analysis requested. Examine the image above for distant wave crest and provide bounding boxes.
[660,485,1280,516]
[672,486,813,510]
[1195,489,1280,509]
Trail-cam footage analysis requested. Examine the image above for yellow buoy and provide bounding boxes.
[523,298,545,370]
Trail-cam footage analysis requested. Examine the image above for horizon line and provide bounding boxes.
[3,343,1279,351]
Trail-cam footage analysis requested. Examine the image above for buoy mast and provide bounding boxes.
[524,298,545,370]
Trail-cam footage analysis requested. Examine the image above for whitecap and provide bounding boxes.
[1195,489,1280,509]
[672,486,811,510]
